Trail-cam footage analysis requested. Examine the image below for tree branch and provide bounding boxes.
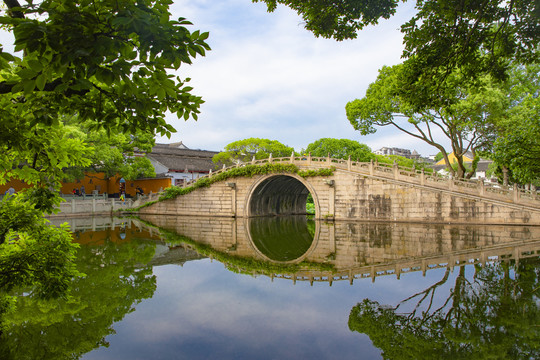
[4,0,25,19]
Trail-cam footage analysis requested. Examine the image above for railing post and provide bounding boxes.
[327,153,331,165]
[513,183,519,203]
[369,159,374,176]
[478,180,484,196]
[290,152,295,163]
[420,169,425,186]
[347,155,352,171]
[92,198,96,213]
[307,152,312,165]
[268,153,273,163]
[393,161,399,180]
[448,176,454,190]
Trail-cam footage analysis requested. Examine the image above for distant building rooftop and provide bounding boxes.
[374,147,420,159]
[147,143,220,173]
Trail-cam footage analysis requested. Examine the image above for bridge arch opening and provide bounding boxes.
[248,175,315,217]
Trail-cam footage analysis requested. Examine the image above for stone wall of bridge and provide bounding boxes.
[327,171,540,225]
[139,168,540,225]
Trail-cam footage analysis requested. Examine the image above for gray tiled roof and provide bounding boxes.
[147,143,220,172]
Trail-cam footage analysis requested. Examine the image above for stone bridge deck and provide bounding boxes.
[138,155,540,225]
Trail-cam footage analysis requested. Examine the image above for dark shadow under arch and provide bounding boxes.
[249,175,311,217]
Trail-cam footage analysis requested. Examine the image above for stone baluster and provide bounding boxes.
[347,155,352,171]
[369,159,374,176]
[393,160,399,180]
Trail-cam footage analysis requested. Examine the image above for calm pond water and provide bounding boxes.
[1,215,539,359]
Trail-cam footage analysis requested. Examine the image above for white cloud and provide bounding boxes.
[1,1,441,156]
[161,1,423,153]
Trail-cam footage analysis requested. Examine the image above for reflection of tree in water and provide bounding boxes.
[0,234,157,360]
[349,257,540,359]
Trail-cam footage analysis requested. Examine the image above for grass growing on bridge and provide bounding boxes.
[154,163,335,203]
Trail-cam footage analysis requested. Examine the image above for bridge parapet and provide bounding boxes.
[191,155,540,209]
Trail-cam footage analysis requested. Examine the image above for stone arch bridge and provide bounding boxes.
[139,155,540,225]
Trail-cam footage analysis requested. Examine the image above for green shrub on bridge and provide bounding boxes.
[157,163,335,202]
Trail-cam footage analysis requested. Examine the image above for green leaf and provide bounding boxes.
[35,73,47,91]
[27,60,43,72]
[18,68,38,79]
[23,79,36,94]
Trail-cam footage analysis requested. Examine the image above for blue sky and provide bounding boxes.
[1,0,447,156]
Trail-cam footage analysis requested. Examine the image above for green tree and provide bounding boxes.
[257,0,538,108]
[488,64,540,185]
[212,138,295,166]
[303,138,375,161]
[346,64,505,179]
[253,0,399,41]
[0,0,209,186]
[398,0,539,109]
[64,121,156,181]
[434,152,444,162]
[348,258,540,359]
[0,0,208,326]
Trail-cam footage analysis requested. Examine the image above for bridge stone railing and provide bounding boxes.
[189,154,540,209]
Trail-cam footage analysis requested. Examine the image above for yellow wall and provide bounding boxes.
[435,152,473,166]
[1,173,171,197]
[61,172,110,195]
[61,173,172,197]
[121,176,172,197]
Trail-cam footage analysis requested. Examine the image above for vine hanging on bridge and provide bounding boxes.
[135,163,336,206]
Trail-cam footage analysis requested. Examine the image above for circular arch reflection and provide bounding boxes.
[247,216,319,263]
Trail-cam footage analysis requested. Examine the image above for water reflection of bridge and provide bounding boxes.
[49,216,133,232]
[272,240,540,285]
[138,215,540,285]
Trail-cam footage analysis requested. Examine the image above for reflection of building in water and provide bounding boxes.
[139,215,540,284]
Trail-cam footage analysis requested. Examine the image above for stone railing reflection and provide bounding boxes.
[137,215,540,285]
